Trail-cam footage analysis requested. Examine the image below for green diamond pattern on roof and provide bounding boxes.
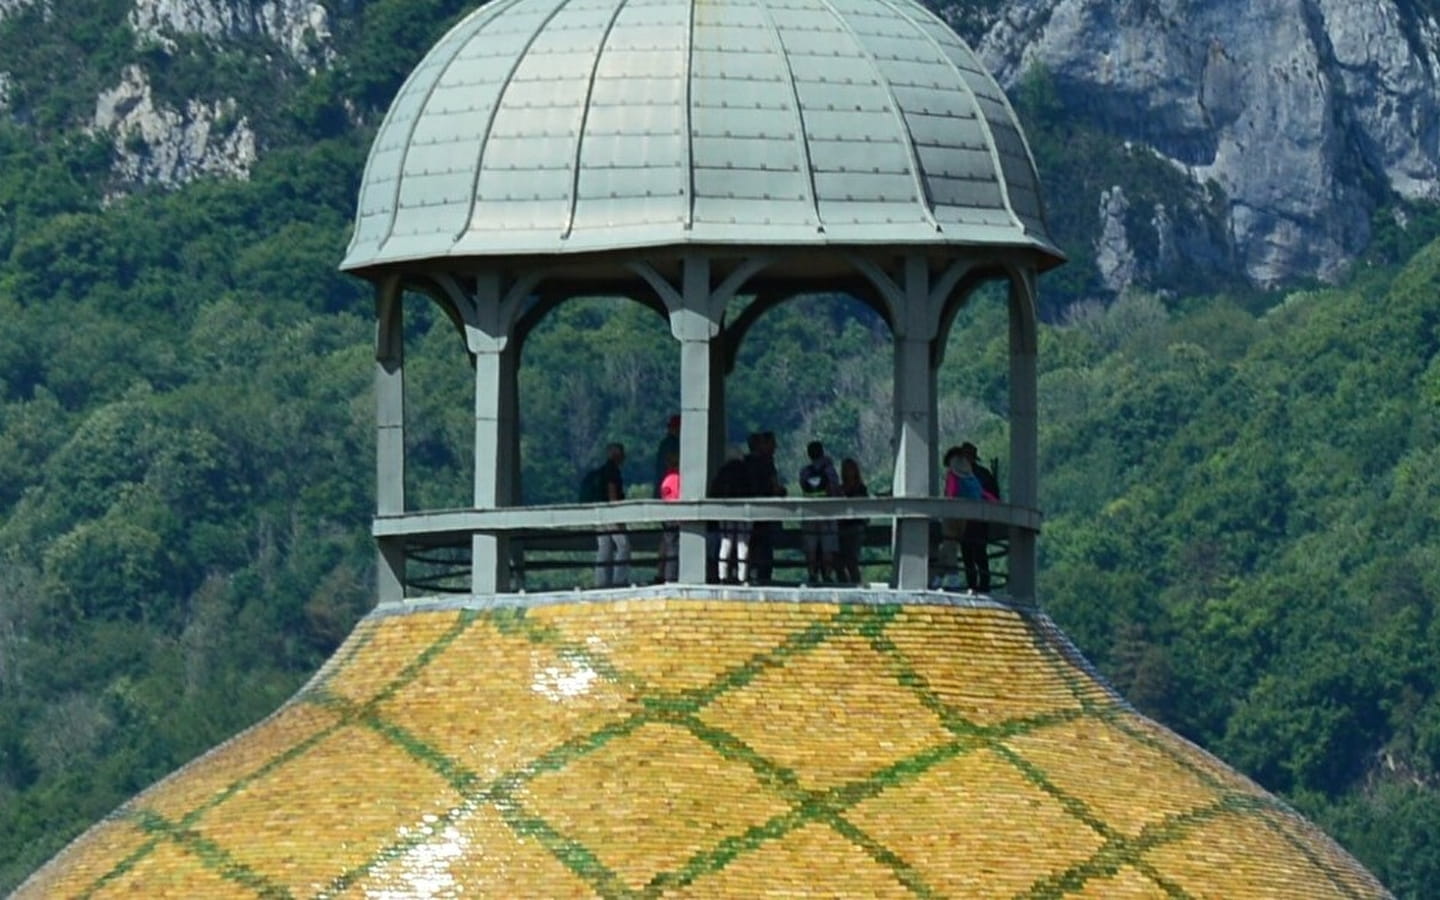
[16,597,1392,898]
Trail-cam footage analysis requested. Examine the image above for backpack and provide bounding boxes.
[578,465,609,503]
[799,461,831,497]
[710,458,750,499]
[975,461,1001,503]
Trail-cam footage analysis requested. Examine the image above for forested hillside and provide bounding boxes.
[3,0,1440,896]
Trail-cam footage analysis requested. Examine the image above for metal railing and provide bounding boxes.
[377,497,1037,597]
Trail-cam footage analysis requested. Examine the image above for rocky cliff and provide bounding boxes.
[971,0,1440,289]
[3,0,1437,294]
[128,0,335,70]
[97,0,334,188]
[0,0,333,189]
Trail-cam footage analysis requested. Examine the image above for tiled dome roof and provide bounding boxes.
[340,0,1058,270]
[18,593,1389,897]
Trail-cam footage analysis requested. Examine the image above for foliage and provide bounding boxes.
[331,0,477,114]
[0,0,134,131]
[1365,199,1440,268]
[1031,246,1440,896]
[0,75,374,893]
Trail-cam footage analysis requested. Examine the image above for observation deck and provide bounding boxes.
[379,496,1040,597]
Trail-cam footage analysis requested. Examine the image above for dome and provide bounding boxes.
[340,0,1058,271]
[18,592,1389,897]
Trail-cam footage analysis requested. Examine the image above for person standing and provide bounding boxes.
[594,443,630,587]
[959,442,997,592]
[653,414,680,497]
[797,440,840,583]
[710,446,752,584]
[941,445,984,593]
[650,414,681,582]
[657,452,680,583]
[744,431,785,584]
[836,457,869,585]
[959,442,999,502]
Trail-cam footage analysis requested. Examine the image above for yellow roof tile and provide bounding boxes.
[90,840,242,899]
[1148,810,1359,898]
[887,605,1090,726]
[12,818,153,899]
[532,599,832,694]
[137,702,342,822]
[189,724,461,896]
[353,802,596,898]
[672,822,919,898]
[1066,864,1172,898]
[1003,715,1223,838]
[318,608,465,706]
[700,631,956,791]
[523,720,793,890]
[15,596,1391,898]
[847,747,1108,896]
[374,615,640,784]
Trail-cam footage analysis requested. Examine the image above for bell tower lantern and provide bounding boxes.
[338,0,1064,602]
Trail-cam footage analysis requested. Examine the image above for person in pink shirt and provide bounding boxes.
[658,452,680,582]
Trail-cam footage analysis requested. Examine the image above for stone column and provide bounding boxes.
[892,336,934,589]
[891,255,937,591]
[674,256,718,584]
[1008,269,1040,605]
[469,272,518,595]
[709,329,728,475]
[374,278,406,604]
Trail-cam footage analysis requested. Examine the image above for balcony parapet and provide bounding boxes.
[373,497,1042,540]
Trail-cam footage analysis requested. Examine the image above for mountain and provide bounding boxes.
[6,0,1439,301]
[966,0,1440,293]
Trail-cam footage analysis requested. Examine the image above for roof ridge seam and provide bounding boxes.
[456,0,585,247]
[755,0,824,232]
[683,0,697,230]
[870,0,1026,235]
[811,0,940,233]
[562,0,633,241]
[376,5,515,259]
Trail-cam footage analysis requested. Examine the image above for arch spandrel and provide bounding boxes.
[719,282,893,378]
[1002,261,1041,356]
[932,265,1012,369]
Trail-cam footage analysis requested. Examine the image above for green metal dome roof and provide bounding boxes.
[341,0,1058,270]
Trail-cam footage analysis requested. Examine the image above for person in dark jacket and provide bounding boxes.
[653,413,680,497]
[743,431,784,583]
[710,446,752,583]
[593,443,629,587]
[649,414,681,582]
[958,442,997,593]
[798,440,840,583]
[959,442,999,501]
